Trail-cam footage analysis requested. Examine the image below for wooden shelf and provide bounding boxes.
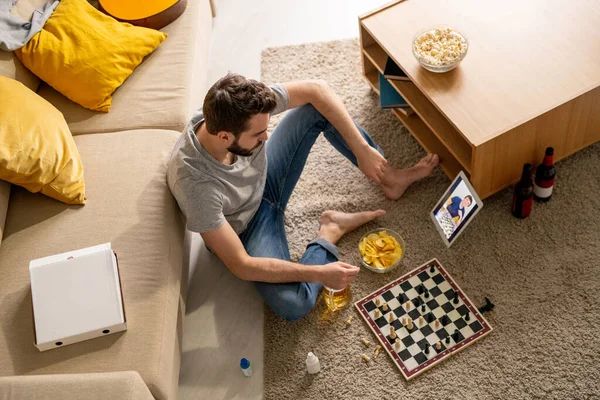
[362,41,473,173]
[392,109,464,180]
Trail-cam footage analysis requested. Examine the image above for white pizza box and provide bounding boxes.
[29,243,127,352]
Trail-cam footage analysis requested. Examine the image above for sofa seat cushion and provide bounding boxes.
[0,129,186,400]
[37,0,213,135]
[0,50,39,92]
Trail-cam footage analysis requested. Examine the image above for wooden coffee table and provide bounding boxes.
[359,0,600,199]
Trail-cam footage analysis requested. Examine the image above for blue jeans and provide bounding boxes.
[238,104,383,321]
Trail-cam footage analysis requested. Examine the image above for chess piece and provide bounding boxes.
[441,315,449,325]
[389,313,395,323]
[478,297,495,314]
[374,309,380,318]
[452,329,459,342]
[453,291,459,304]
[404,301,411,311]
[430,264,435,273]
[434,319,440,329]
[436,342,442,351]
[362,338,370,346]
[395,338,401,350]
[465,311,470,321]
[421,304,426,313]
[427,313,434,323]
[382,303,389,312]
[407,318,414,330]
[417,284,424,295]
[418,316,424,326]
[390,326,396,339]
[424,343,430,355]
[374,345,382,358]
[445,336,451,344]
[398,293,404,303]
[424,289,430,299]
[375,297,381,307]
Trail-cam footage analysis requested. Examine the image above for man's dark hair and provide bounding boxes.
[464,195,473,205]
[203,73,278,137]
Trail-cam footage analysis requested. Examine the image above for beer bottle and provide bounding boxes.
[533,147,556,202]
[512,163,533,218]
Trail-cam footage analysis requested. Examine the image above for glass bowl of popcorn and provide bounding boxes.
[412,26,468,73]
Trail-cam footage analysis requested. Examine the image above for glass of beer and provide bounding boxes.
[323,285,352,312]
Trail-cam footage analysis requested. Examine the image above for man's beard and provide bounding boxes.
[227,137,261,157]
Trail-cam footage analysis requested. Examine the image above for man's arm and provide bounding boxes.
[201,221,358,289]
[282,80,387,183]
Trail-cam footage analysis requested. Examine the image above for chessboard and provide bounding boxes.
[436,208,456,238]
[354,258,492,380]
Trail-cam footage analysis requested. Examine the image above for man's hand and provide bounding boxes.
[356,146,388,183]
[319,261,360,290]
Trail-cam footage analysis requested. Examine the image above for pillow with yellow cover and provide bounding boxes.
[15,0,167,112]
[0,76,85,205]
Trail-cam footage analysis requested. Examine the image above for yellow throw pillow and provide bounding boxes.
[0,76,85,205]
[15,0,167,112]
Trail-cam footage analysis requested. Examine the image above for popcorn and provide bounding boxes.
[413,28,467,66]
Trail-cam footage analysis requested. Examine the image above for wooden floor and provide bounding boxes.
[178,1,388,399]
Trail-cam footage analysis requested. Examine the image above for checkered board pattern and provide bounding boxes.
[436,209,456,238]
[354,258,492,380]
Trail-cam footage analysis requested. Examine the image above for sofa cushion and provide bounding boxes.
[0,129,186,400]
[0,76,86,205]
[16,0,168,112]
[38,0,213,135]
[0,180,9,244]
[0,50,39,91]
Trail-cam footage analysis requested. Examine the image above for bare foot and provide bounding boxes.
[381,154,439,200]
[318,209,386,245]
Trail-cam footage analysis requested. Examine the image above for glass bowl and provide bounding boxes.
[412,25,468,73]
[358,228,405,274]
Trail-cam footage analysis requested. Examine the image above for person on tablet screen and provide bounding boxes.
[446,195,472,226]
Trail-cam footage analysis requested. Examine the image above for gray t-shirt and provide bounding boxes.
[167,84,289,234]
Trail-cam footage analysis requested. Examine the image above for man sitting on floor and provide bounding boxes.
[167,73,439,320]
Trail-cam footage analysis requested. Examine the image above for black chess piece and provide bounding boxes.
[424,289,430,298]
[441,315,449,325]
[452,329,459,342]
[445,336,451,344]
[424,343,430,355]
[430,264,435,273]
[478,297,495,314]
[421,304,426,313]
[453,291,459,304]
[427,313,434,323]
[417,284,424,295]
[398,293,404,303]
[465,311,470,321]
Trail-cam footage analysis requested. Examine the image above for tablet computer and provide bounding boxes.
[431,171,483,247]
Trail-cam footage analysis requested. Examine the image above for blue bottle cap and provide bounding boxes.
[240,358,250,369]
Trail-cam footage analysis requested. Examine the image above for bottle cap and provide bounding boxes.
[545,147,554,155]
[240,358,250,369]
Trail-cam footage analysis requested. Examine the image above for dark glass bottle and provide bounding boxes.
[533,147,556,202]
[512,163,534,218]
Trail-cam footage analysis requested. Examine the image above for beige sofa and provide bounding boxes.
[0,1,213,399]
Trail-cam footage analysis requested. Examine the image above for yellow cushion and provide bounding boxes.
[0,76,85,205]
[15,0,167,112]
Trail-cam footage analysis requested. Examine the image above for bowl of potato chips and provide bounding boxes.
[358,228,405,273]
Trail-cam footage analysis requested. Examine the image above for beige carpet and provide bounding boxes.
[261,39,600,399]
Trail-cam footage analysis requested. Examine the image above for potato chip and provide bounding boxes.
[359,230,403,270]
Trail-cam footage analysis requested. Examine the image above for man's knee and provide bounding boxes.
[292,104,328,129]
[269,287,316,321]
